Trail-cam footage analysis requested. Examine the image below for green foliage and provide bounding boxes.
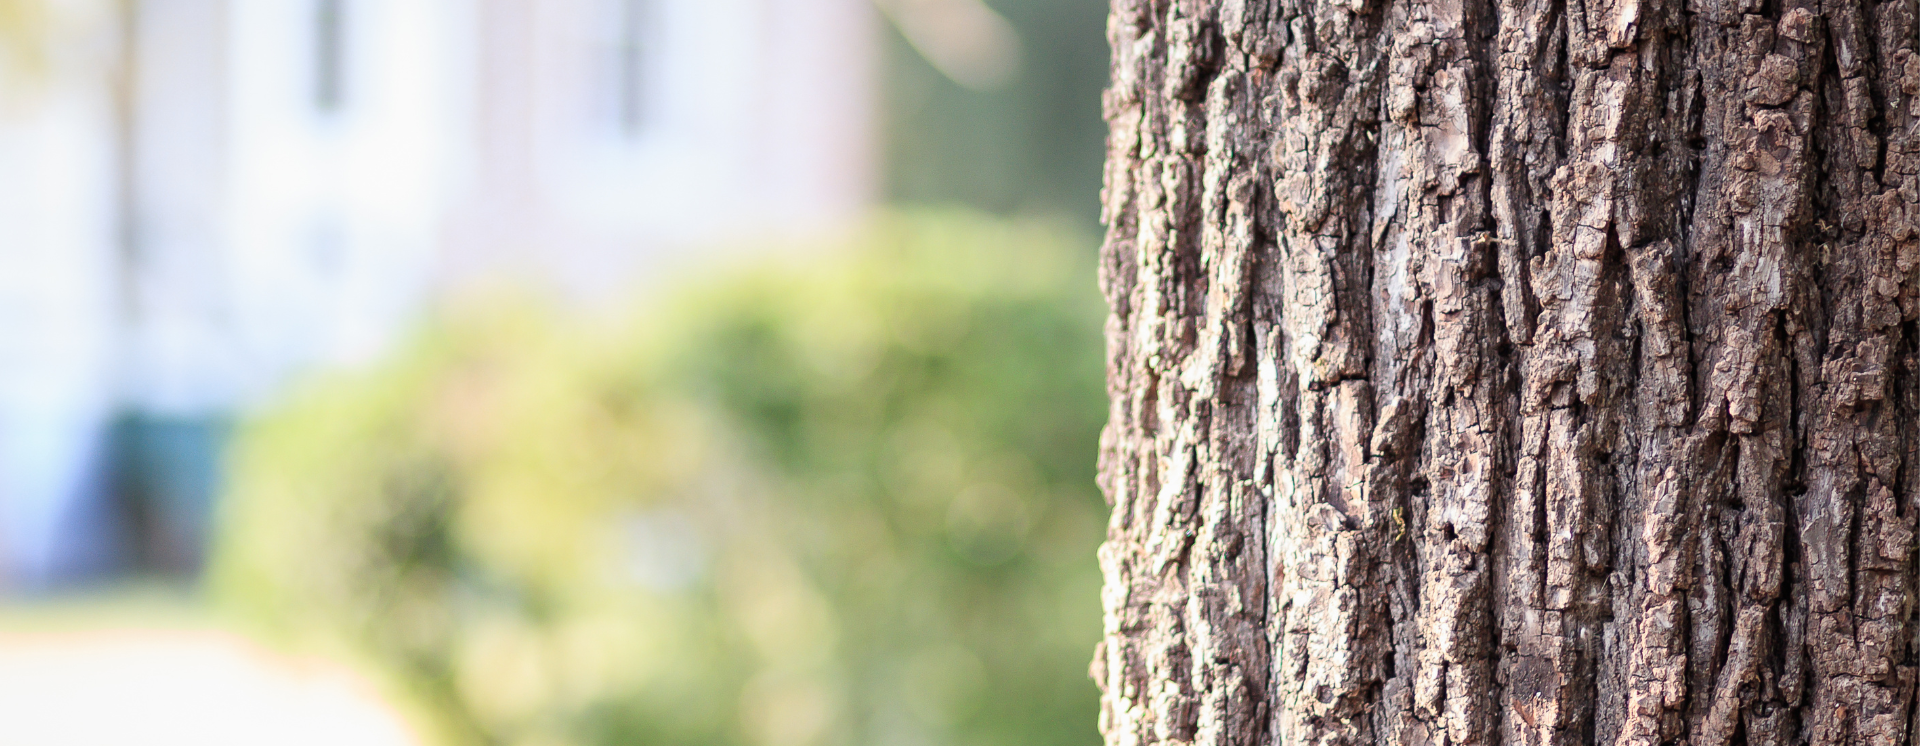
[210,213,1110,746]
[881,0,1110,223]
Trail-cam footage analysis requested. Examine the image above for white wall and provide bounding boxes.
[0,0,122,586]
[124,0,237,415]
[442,0,876,300]
[121,0,458,413]
[222,0,456,395]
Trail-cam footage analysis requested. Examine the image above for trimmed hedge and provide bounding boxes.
[211,213,1109,746]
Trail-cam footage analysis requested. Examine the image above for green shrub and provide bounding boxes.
[210,213,1109,746]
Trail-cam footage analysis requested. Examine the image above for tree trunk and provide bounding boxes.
[1091,1,1920,746]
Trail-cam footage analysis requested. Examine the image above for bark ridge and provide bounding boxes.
[1092,0,1920,744]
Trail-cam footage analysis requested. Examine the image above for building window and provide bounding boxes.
[616,0,646,134]
[314,0,346,112]
[599,0,651,137]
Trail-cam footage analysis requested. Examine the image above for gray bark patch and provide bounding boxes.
[1094,1,1920,745]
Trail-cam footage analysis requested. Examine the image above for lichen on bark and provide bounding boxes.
[1092,1,1920,745]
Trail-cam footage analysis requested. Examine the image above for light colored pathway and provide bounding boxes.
[0,627,419,746]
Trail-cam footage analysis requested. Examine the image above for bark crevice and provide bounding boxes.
[1096,0,1920,744]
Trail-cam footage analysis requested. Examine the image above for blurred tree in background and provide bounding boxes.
[881,0,1110,224]
[211,213,1108,746]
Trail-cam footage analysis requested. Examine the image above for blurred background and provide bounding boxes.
[0,0,1110,744]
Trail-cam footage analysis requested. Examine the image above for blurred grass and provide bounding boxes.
[209,212,1110,746]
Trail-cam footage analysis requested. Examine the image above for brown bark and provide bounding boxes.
[1091,1,1920,745]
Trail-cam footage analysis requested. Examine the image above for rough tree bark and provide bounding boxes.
[1091,0,1920,745]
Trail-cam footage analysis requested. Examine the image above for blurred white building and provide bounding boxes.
[0,0,874,587]
[0,0,123,584]
[449,0,877,295]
